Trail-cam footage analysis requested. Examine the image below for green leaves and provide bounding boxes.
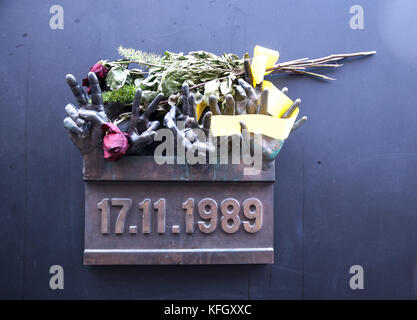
[160,78,182,97]
[105,61,145,92]
[106,66,131,91]
[103,47,245,107]
[139,75,159,91]
[137,49,243,105]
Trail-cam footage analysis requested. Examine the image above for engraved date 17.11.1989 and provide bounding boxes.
[97,197,263,235]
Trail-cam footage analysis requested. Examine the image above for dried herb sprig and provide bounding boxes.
[118,46,163,67]
[120,50,243,106]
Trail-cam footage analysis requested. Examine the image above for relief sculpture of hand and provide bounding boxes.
[163,83,214,160]
[120,89,163,154]
[208,59,302,168]
[237,78,300,165]
[63,72,108,155]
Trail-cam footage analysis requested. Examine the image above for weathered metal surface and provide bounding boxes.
[84,181,274,265]
[83,144,275,265]
[83,152,275,182]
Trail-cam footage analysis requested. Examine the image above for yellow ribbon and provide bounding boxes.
[207,46,299,140]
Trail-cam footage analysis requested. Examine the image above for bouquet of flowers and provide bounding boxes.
[63,45,374,170]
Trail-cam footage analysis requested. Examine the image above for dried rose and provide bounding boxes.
[82,62,109,93]
[101,122,130,161]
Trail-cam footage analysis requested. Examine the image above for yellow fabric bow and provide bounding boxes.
[204,46,299,140]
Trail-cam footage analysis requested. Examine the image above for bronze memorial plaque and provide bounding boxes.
[62,43,373,266]
[83,155,275,265]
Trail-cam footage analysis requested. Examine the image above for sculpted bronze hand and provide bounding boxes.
[120,89,162,154]
[208,59,275,118]
[208,59,302,167]
[63,72,108,155]
[164,83,214,159]
[238,78,300,163]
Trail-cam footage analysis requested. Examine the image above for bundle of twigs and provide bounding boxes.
[189,50,376,90]
[265,51,376,80]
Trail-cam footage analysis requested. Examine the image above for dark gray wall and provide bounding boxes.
[1,0,416,299]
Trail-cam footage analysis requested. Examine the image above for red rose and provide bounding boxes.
[101,123,130,161]
[82,62,109,93]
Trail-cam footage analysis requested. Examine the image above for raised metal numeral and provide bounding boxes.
[112,198,132,234]
[97,198,110,234]
[154,198,166,234]
[220,198,241,234]
[183,198,194,234]
[198,198,218,233]
[242,198,263,233]
[139,199,151,234]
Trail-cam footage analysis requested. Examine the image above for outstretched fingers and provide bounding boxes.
[237,79,259,114]
[246,99,258,114]
[239,121,251,142]
[281,98,301,119]
[66,74,88,107]
[65,103,78,118]
[209,95,221,115]
[188,92,197,119]
[243,59,255,87]
[239,121,253,154]
[224,94,235,115]
[88,72,104,111]
[163,105,178,130]
[201,111,212,130]
[181,83,190,116]
[239,121,248,133]
[291,116,308,132]
[78,109,107,125]
[131,89,142,117]
[63,117,83,135]
[238,78,257,102]
[65,103,85,126]
[259,88,269,115]
[180,83,197,118]
[144,92,163,120]
[234,85,247,102]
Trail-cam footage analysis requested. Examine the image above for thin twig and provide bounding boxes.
[292,70,336,81]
